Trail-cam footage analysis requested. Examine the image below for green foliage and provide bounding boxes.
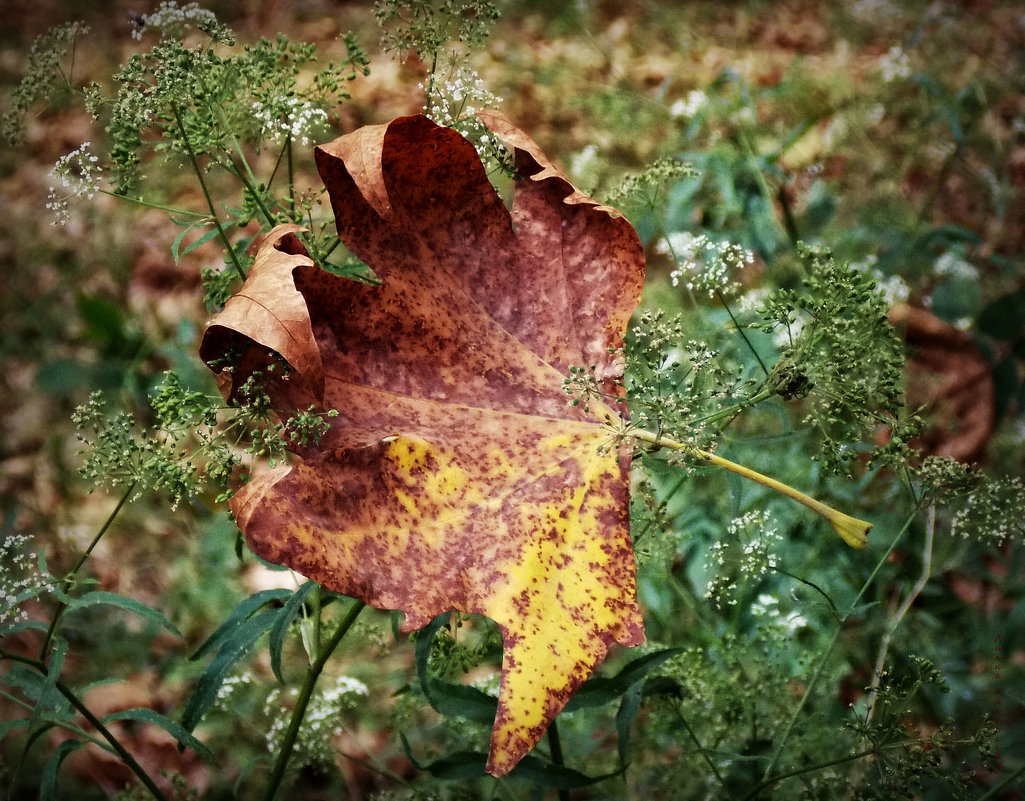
[2,2,1024,800]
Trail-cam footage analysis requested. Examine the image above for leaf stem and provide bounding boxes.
[100,190,208,218]
[630,430,871,549]
[262,598,366,801]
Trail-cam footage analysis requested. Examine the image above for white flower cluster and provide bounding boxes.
[425,67,502,126]
[1,533,50,626]
[252,97,329,148]
[952,476,1025,546]
[750,593,808,635]
[878,45,912,82]
[131,1,219,40]
[704,510,782,608]
[932,250,978,281]
[46,141,102,226]
[214,671,254,707]
[669,90,708,121]
[264,674,368,768]
[657,232,754,299]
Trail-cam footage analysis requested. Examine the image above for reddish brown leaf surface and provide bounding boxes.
[200,113,647,776]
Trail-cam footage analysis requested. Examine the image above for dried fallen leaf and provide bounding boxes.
[200,112,647,776]
[889,303,995,462]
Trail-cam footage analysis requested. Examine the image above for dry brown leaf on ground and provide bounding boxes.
[200,112,647,776]
[890,303,996,463]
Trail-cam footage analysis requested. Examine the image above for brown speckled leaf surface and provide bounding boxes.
[200,113,646,776]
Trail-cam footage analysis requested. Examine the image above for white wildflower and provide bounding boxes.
[252,97,329,148]
[669,90,708,121]
[658,232,753,299]
[46,142,102,226]
[878,46,912,82]
[932,251,978,281]
[131,1,219,40]
[1,534,51,626]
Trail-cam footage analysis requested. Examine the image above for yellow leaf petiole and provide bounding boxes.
[630,429,871,549]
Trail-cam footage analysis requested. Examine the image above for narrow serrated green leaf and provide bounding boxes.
[413,614,450,710]
[615,684,643,769]
[426,679,498,724]
[565,647,683,712]
[400,733,487,779]
[104,707,214,762]
[268,581,317,682]
[181,225,223,259]
[190,589,291,661]
[182,607,279,732]
[40,738,81,801]
[66,591,181,637]
[509,753,619,790]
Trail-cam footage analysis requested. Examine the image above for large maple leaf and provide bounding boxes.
[200,112,646,776]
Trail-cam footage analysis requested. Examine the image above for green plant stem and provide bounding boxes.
[262,599,367,801]
[630,429,872,549]
[760,508,919,781]
[740,747,876,801]
[39,482,136,660]
[545,720,571,801]
[286,135,297,222]
[716,288,769,376]
[676,704,730,795]
[101,190,207,218]
[172,107,247,280]
[0,650,170,801]
[865,502,935,722]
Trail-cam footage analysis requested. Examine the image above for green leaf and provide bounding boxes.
[40,738,82,801]
[426,679,498,724]
[401,733,488,778]
[190,588,291,661]
[509,753,619,790]
[978,289,1025,341]
[26,639,67,737]
[182,607,280,732]
[103,707,215,762]
[268,580,317,682]
[66,591,181,637]
[615,684,643,768]
[413,614,450,709]
[174,223,223,264]
[565,647,683,712]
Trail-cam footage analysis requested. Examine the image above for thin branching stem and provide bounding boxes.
[761,508,920,781]
[865,502,936,721]
[39,482,136,660]
[172,106,247,279]
[262,598,367,801]
[740,747,877,801]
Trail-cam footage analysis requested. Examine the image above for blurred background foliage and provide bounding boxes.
[1,1,1023,799]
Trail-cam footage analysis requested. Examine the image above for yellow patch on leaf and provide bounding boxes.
[201,113,647,776]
